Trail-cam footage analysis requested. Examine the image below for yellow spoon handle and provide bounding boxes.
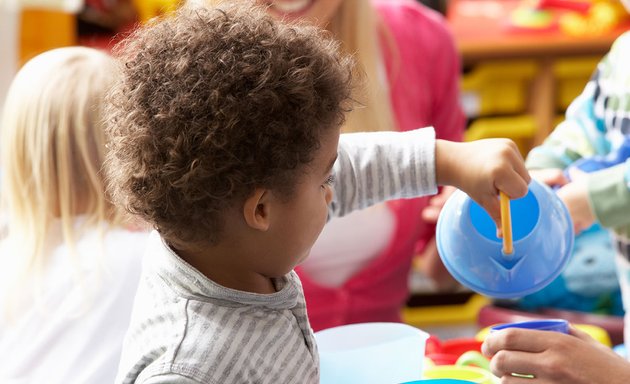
[500,191,513,255]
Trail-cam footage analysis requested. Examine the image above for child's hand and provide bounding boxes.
[556,179,596,234]
[421,186,457,224]
[435,139,530,230]
[529,168,569,187]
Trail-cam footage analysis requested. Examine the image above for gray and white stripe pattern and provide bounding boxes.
[330,128,437,219]
[115,128,437,383]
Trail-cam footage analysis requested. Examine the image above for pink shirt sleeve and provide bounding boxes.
[376,0,465,142]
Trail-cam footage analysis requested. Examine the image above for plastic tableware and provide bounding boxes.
[315,322,429,384]
[499,191,513,255]
[490,319,570,334]
[426,337,484,366]
[478,322,611,346]
[402,380,476,384]
[436,179,574,298]
[488,319,569,379]
[456,351,490,371]
[423,365,495,384]
[440,338,483,356]
[613,344,627,358]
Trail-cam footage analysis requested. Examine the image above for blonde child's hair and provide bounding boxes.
[328,0,397,133]
[0,47,125,315]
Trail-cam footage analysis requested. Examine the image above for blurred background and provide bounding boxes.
[2,0,630,340]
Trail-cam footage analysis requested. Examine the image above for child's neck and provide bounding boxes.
[174,243,277,294]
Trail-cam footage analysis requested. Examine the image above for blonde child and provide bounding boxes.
[105,3,529,382]
[0,47,149,383]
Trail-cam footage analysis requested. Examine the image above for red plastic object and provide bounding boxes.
[537,0,591,14]
[440,338,484,355]
[425,334,442,355]
[425,336,483,366]
[426,352,459,366]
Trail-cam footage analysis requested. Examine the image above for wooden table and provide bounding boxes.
[447,0,630,145]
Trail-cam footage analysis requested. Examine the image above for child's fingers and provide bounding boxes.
[509,146,531,186]
[496,168,530,200]
[477,194,502,230]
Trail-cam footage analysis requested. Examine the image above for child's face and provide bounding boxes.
[260,127,340,276]
[260,0,344,28]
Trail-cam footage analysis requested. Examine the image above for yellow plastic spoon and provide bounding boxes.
[500,191,513,255]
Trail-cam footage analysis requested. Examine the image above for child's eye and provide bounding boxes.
[323,174,335,187]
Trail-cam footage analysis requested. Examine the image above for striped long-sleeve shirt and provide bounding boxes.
[115,128,437,384]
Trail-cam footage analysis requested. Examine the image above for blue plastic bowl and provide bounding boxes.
[436,179,574,298]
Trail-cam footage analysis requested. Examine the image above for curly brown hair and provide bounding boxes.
[104,2,355,247]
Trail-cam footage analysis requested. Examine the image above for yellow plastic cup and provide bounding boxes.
[423,365,495,384]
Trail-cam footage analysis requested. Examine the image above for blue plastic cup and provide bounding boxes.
[490,319,570,334]
[436,179,574,298]
[489,319,569,380]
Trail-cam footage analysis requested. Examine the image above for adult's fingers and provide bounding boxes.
[483,328,551,356]
[495,375,540,384]
[489,350,542,380]
[568,325,596,343]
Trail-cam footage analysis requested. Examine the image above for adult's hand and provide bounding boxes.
[482,325,630,384]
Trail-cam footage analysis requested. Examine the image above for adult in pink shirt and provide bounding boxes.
[263,0,465,331]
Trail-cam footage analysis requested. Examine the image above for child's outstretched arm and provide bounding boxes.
[435,138,530,230]
[329,127,438,218]
[328,128,530,230]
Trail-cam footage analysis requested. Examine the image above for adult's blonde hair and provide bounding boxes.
[328,0,397,133]
[200,0,398,132]
[0,47,124,308]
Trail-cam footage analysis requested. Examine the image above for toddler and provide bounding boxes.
[0,47,148,383]
[105,3,530,383]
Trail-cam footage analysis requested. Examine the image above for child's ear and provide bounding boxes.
[243,188,271,231]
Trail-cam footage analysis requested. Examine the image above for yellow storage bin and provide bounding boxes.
[465,115,537,157]
[403,293,490,328]
[403,294,490,340]
[133,0,181,22]
[461,60,538,118]
[553,56,601,111]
